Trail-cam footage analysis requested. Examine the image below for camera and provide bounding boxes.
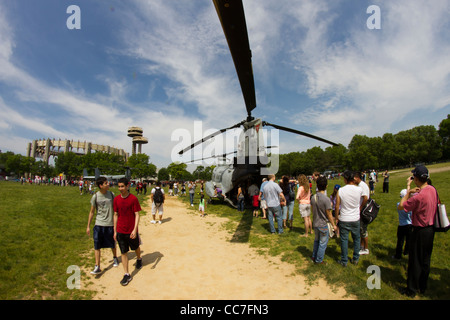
[410,176,414,180]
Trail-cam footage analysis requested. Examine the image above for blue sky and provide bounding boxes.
[1,0,449,170]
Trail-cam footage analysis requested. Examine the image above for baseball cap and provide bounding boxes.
[411,165,429,180]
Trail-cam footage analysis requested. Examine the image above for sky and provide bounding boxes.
[0,0,449,170]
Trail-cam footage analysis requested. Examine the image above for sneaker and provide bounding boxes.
[336,259,347,267]
[150,220,156,224]
[158,220,162,224]
[90,265,101,274]
[359,249,370,255]
[113,257,119,267]
[120,274,132,286]
[136,258,143,270]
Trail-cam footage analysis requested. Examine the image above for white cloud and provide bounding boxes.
[288,0,450,142]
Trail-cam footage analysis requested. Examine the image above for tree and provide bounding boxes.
[438,114,450,160]
[157,167,170,181]
[126,153,156,179]
[167,162,189,180]
[54,152,82,178]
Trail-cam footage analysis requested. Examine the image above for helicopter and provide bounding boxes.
[178,0,338,207]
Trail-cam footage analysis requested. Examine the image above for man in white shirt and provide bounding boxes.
[335,170,363,266]
[355,172,370,255]
[262,174,286,234]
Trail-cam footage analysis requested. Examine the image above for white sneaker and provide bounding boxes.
[158,221,162,224]
[359,249,369,255]
[150,220,156,224]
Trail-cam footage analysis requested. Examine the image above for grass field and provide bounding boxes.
[0,182,149,299]
[0,163,449,300]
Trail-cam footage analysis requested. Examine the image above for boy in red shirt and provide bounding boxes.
[113,177,143,286]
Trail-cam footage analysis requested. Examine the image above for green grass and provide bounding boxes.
[1,165,449,300]
[178,164,450,300]
[0,182,149,300]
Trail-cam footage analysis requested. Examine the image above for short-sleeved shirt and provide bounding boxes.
[311,192,332,228]
[358,181,370,205]
[296,185,311,204]
[113,193,142,234]
[262,180,282,207]
[396,202,412,226]
[338,184,362,222]
[90,191,115,227]
[403,185,437,227]
[259,181,268,200]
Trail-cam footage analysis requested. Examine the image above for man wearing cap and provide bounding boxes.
[398,165,437,297]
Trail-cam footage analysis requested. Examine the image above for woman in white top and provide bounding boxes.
[335,170,363,266]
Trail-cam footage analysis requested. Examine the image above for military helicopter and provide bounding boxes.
[178,0,338,207]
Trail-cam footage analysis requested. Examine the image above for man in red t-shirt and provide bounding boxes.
[398,165,437,297]
[114,178,142,286]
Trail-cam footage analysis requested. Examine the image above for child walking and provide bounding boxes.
[113,177,143,286]
[199,193,207,217]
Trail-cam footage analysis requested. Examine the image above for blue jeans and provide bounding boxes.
[312,226,329,263]
[338,220,361,265]
[238,198,245,212]
[282,201,295,220]
[267,206,283,234]
[189,193,194,205]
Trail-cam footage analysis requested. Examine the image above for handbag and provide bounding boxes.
[433,187,449,232]
[360,198,380,224]
[327,221,335,238]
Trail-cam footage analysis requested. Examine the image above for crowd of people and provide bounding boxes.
[82,164,439,296]
[228,166,439,298]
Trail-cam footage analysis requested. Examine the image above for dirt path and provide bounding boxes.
[85,195,353,300]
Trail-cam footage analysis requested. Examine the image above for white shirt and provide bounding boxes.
[338,184,362,222]
[358,181,370,205]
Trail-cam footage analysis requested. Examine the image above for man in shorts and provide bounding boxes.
[114,177,143,286]
[86,177,119,274]
[151,181,165,224]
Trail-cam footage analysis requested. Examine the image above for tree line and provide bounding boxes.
[277,115,450,177]
[2,115,449,180]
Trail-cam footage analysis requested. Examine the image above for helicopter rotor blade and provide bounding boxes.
[178,121,244,155]
[183,151,237,164]
[262,121,339,146]
[213,0,256,117]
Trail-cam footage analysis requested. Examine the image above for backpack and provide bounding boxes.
[153,188,164,205]
[360,198,380,224]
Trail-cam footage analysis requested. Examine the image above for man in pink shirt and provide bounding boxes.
[398,165,437,297]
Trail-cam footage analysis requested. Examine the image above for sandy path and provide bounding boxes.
[86,195,353,300]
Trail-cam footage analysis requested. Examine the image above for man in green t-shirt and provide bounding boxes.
[86,177,119,274]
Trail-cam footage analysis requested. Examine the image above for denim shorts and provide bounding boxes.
[93,225,115,250]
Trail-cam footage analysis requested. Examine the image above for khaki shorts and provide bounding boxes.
[152,202,164,215]
[260,199,267,209]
